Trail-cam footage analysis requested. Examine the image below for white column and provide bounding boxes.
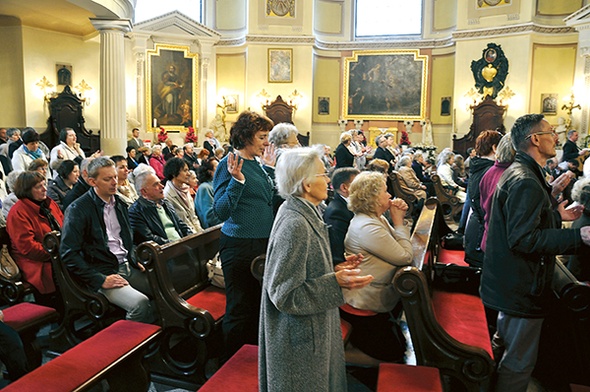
[91,18,132,155]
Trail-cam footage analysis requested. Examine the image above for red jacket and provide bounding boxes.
[6,198,64,294]
[149,155,165,180]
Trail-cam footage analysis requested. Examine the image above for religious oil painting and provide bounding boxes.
[541,93,558,115]
[343,50,428,121]
[147,44,198,131]
[268,49,293,83]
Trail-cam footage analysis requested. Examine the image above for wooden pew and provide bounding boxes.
[394,198,495,392]
[430,174,463,223]
[3,320,161,392]
[388,171,420,220]
[2,302,59,372]
[136,224,225,388]
[42,231,125,350]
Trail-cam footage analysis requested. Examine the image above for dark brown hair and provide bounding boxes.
[475,130,503,157]
[14,171,46,200]
[229,111,274,150]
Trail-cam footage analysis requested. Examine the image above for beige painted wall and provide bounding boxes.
[529,44,577,123]
[217,53,247,125]
[430,54,455,125]
[312,56,340,124]
[21,27,100,130]
[0,17,26,127]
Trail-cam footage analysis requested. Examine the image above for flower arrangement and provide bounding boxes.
[157,127,168,143]
[399,129,411,146]
[185,126,198,144]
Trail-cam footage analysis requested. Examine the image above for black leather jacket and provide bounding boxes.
[60,188,137,291]
[128,196,192,245]
[480,152,583,317]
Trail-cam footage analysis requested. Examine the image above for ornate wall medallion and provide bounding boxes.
[470,43,509,99]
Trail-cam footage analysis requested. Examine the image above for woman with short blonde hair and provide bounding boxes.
[343,171,413,362]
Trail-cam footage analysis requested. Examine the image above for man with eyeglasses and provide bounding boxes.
[480,113,590,392]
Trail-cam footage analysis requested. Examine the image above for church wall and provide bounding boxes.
[214,0,247,32]
[312,55,341,125]
[21,27,100,131]
[430,53,455,126]
[529,44,577,124]
[0,17,26,127]
[216,53,247,126]
[249,0,313,36]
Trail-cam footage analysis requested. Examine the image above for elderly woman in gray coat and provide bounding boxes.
[259,146,373,392]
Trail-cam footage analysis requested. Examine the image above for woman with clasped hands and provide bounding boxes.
[259,146,373,392]
[342,171,414,362]
[212,111,277,360]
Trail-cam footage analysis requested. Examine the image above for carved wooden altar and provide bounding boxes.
[453,96,505,156]
[42,86,100,154]
[263,95,310,146]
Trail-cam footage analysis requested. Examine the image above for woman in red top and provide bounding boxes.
[149,145,166,180]
[7,171,63,310]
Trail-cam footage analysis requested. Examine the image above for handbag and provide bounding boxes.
[206,253,225,289]
[0,244,19,280]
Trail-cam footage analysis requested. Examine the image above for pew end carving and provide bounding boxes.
[430,174,463,223]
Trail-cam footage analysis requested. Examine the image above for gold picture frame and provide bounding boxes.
[268,48,293,83]
[342,50,428,121]
[146,44,198,132]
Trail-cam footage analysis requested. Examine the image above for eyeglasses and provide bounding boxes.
[525,130,556,140]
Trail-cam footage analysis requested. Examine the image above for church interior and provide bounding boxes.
[1,0,590,391]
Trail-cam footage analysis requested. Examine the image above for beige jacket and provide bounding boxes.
[344,213,413,312]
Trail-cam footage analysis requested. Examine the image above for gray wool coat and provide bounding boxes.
[259,196,347,392]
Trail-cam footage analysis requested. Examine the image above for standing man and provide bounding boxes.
[480,114,590,392]
[323,167,359,266]
[128,168,192,245]
[60,157,153,323]
[127,128,144,151]
[372,135,396,171]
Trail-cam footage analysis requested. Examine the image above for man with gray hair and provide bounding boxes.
[0,128,20,158]
[60,157,153,323]
[128,166,192,245]
[481,113,590,391]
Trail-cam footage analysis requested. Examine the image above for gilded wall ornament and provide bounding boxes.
[470,43,509,99]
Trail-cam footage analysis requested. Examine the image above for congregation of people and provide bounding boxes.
[0,110,590,392]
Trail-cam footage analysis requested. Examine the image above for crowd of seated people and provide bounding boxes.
[1,115,590,392]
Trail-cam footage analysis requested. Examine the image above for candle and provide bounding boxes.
[153,118,157,128]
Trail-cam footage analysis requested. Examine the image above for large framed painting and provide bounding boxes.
[342,50,428,121]
[268,48,293,83]
[146,44,198,131]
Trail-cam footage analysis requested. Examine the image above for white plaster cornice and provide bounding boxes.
[90,18,133,33]
[134,10,221,40]
[452,22,575,41]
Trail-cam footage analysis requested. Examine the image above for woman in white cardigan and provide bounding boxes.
[343,171,413,362]
[436,149,466,203]
[163,157,203,234]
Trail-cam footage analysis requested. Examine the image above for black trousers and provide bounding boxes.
[0,321,28,381]
[219,233,268,360]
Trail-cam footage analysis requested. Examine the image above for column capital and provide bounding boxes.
[90,18,133,33]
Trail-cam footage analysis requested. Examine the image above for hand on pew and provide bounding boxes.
[101,274,129,289]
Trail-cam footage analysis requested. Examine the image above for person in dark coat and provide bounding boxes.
[323,167,359,266]
[334,132,355,168]
[480,114,590,392]
[372,135,396,171]
[129,169,192,245]
[567,177,590,281]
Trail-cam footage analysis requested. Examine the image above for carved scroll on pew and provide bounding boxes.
[136,224,225,388]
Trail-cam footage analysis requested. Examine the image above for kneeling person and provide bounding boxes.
[60,157,153,323]
[129,167,193,245]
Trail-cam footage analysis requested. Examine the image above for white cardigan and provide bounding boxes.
[163,181,203,234]
[343,213,413,313]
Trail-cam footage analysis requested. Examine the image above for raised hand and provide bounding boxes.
[227,152,245,181]
[261,144,277,167]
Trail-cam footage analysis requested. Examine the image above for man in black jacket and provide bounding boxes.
[372,135,396,170]
[129,169,192,245]
[60,157,153,323]
[480,114,590,391]
[323,167,359,266]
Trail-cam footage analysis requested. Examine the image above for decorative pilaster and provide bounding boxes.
[90,18,133,155]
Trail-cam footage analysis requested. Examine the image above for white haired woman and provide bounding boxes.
[260,146,373,392]
[568,177,590,281]
[268,122,300,149]
[397,155,427,201]
[342,171,413,362]
[436,150,466,203]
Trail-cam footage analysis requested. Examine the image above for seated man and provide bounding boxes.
[323,167,359,266]
[60,157,153,323]
[129,167,192,245]
[62,157,93,211]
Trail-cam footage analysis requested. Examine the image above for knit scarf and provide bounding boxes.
[24,146,43,160]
